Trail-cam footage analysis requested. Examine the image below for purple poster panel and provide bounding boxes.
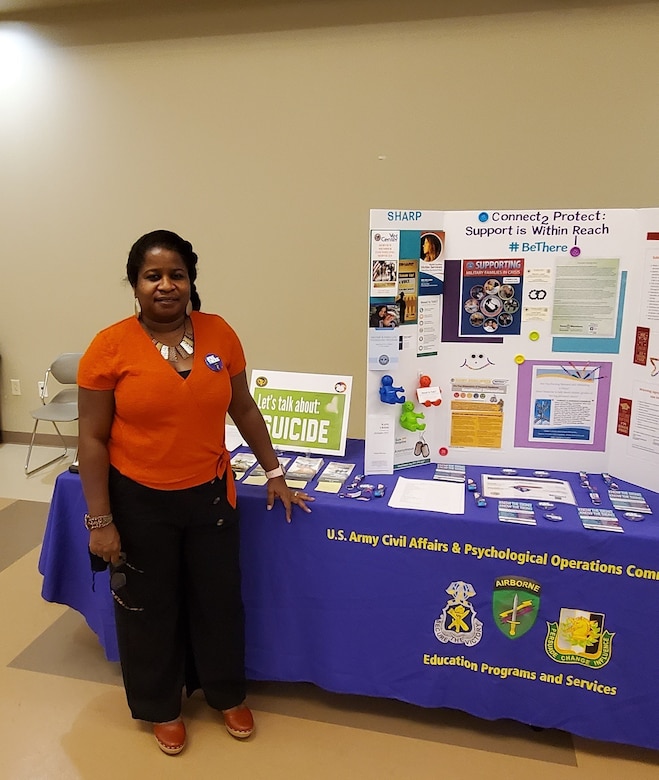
[514,360,612,451]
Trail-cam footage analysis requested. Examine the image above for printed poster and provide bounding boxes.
[449,377,508,449]
[250,369,352,456]
[551,257,620,338]
[460,259,524,337]
[514,360,612,451]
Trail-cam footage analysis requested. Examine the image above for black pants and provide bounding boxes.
[108,467,246,722]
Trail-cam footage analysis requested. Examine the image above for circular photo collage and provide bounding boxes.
[464,280,519,333]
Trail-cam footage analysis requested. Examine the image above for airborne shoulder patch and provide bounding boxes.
[492,576,541,639]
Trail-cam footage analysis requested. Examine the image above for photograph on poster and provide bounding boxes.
[398,258,418,324]
[418,231,445,296]
[420,232,443,262]
[369,303,398,329]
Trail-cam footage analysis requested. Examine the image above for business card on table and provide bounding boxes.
[230,452,257,479]
[433,464,466,483]
[316,461,356,493]
[498,501,536,525]
[578,507,624,533]
[608,490,652,514]
[319,461,355,483]
[284,456,324,482]
[240,474,269,486]
[315,481,343,494]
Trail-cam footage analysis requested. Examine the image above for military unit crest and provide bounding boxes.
[544,608,614,668]
[433,580,483,646]
[431,576,615,670]
[492,577,541,639]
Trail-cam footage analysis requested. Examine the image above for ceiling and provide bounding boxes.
[0,0,648,47]
[0,0,107,9]
[1,0,650,14]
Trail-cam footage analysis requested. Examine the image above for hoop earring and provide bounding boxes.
[185,299,193,316]
[134,298,142,318]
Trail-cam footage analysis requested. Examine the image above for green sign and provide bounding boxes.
[250,370,352,455]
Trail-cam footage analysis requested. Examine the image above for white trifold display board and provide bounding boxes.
[365,207,659,492]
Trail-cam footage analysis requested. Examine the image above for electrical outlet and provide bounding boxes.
[38,380,48,398]
[11,379,21,395]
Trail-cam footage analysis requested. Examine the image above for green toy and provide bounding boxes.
[399,401,426,432]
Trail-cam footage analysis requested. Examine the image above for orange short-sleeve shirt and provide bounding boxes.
[78,311,246,494]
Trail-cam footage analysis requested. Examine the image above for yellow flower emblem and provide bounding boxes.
[560,616,600,648]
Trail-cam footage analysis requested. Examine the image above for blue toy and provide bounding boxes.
[379,375,405,404]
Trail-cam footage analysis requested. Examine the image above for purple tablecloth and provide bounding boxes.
[39,441,659,750]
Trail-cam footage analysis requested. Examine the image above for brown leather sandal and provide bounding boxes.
[153,718,186,755]
[222,705,254,739]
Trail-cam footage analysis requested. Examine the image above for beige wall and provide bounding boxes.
[1,0,658,440]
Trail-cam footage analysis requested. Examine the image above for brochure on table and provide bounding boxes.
[365,208,659,492]
[249,369,352,456]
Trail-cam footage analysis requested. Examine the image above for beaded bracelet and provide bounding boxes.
[84,513,114,530]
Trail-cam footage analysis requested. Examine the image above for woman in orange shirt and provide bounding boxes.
[77,229,313,755]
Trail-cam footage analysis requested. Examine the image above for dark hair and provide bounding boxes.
[420,233,442,258]
[126,229,201,311]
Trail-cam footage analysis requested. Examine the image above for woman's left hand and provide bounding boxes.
[266,476,314,522]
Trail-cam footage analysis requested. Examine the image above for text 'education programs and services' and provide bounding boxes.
[420,655,617,697]
[324,530,659,583]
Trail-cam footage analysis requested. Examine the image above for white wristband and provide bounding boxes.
[265,465,285,479]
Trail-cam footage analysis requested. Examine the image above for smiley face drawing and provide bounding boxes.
[460,353,495,370]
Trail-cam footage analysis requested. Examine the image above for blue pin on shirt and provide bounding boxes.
[205,354,223,372]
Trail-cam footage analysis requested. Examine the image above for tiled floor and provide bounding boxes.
[2,442,659,778]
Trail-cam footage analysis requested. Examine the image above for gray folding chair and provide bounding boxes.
[25,353,82,475]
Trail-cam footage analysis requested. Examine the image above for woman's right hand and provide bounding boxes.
[89,523,122,565]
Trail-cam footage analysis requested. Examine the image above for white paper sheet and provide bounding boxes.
[387,477,465,514]
[225,424,246,452]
